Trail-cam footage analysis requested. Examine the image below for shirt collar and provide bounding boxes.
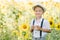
[35,17,43,21]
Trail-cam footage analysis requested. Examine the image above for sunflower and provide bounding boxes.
[48,16,55,28]
[18,23,30,39]
[55,22,60,30]
[19,23,30,31]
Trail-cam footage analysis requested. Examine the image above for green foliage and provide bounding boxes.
[46,29,60,40]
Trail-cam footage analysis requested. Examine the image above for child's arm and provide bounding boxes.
[35,19,51,33]
[30,25,34,32]
[40,28,51,33]
[41,20,51,33]
[35,26,51,33]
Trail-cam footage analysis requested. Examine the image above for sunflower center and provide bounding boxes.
[50,21,52,25]
[58,25,60,28]
[23,25,27,29]
[29,2,33,5]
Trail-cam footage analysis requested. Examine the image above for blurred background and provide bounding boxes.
[0,0,60,40]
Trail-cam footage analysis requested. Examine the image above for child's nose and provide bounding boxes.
[36,12,40,14]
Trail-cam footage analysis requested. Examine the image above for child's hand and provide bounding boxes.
[31,25,35,30]
[35,25,42,30]
[30,25,34,32]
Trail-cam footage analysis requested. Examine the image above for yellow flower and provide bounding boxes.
[48,16,55,28]
[19,23,30,31]
[28,2,33,6]
[54,2,60,8]
[55,22,60,30]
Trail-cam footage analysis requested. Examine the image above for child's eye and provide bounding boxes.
[36,11,38,12]
[35,10,41,12]
[39,10,43,11]
[39,10,41,12]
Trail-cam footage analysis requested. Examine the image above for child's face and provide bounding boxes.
[34,7,43,17]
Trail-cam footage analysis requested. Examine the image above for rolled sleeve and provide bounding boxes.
[43,20,51,30]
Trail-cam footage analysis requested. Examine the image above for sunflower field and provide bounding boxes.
[0,0,60,40]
